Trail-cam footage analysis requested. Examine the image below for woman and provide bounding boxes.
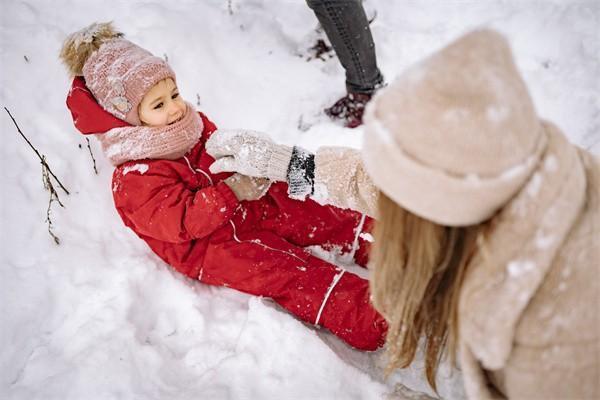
[206,30,599,399]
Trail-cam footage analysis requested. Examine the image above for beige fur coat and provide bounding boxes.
[310,123,599,398]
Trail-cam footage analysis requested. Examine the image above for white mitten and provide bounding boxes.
[206,129,293,181]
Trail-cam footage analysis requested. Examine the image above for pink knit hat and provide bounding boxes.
[82,38,175,126]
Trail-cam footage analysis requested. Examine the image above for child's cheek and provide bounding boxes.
[177,99,186,112]
[156,110,168,126]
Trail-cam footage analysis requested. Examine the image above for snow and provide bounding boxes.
[360,232,374,243]
[485,105,510,123]
[67,22,104,48]
[443,108,470,123]
[544,155,559,172]
[499,155,534,180]
[525,172,543,198]
[311,181,331,207]
[535,230,556,250]
[122,163,149,175]
[1,1,599,399]
[507,260,537,278]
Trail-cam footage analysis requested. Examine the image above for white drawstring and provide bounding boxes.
[314,269,346,326]
[183,155,213,185]
[183,155,195,172]
[195,167,213,185]
[348,213,367,259]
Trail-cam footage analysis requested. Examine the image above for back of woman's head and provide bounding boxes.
[362,29,546,228]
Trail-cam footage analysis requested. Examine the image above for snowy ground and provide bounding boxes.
[1,1,598,399]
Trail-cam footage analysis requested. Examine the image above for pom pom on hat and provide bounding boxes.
[59,22,123,77]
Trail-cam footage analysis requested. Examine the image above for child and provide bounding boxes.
[60,22,387,351]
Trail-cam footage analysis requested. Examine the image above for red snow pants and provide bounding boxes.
[200,183,387,351]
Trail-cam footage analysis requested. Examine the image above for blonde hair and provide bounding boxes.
[370,191,481,391]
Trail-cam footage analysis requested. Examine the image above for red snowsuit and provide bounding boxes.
[66,77,387,350]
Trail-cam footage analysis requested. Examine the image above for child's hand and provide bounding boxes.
[224,173,272,201]
[206,129,293,182]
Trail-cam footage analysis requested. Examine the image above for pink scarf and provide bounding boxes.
[97,102,203,166]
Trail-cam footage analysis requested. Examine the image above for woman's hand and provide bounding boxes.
[206,129,293,181]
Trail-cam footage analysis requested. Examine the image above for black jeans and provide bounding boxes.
[306,0,383,94]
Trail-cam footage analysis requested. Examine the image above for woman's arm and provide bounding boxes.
[206,130,378,217]
[312,147,378,217]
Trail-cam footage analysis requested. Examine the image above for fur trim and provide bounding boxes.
[59,22,123,76]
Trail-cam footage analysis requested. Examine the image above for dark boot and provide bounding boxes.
[325,92,373,128]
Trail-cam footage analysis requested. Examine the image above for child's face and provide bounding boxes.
[138,78,186,126]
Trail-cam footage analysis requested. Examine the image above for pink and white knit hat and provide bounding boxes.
[82,38,175,126]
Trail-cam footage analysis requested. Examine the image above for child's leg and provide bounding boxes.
[259,183,373,267]
[200,224,386,351]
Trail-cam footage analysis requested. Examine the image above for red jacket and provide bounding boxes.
[66,78,386,350]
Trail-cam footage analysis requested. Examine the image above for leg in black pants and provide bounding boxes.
[306,0,384,127]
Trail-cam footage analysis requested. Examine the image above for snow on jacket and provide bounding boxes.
[65,77,386,351]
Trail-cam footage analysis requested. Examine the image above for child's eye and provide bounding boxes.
[153,102,163,110]
[172,93,179,99]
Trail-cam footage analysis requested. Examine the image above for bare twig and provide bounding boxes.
[4,107,70,195]
[85,138,98,174]
[196,93,201,107]
[42,155,63,245]
[5,107,69,245]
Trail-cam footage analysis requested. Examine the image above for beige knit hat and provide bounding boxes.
[362,29,547,227]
